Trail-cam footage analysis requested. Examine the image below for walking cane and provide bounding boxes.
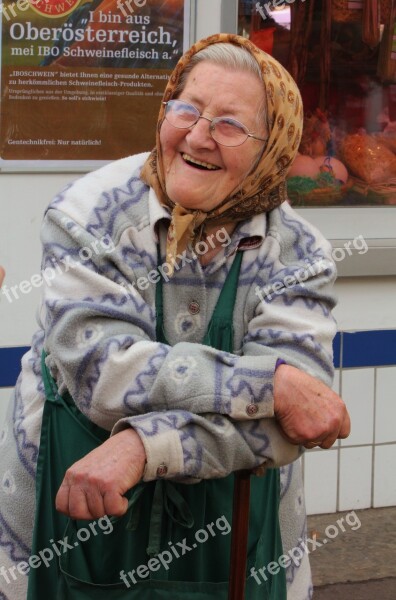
[228,470,251,600]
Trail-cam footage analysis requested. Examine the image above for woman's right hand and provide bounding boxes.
[273,364,350,449]
[56,428,146,520]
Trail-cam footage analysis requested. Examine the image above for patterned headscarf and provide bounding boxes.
[141,33,303,271]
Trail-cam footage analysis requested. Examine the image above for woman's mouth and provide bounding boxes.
[181,153,221,171]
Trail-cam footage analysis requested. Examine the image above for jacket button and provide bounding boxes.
[246,403,259,416]
[188,301,200,315]
[156,463,168,477]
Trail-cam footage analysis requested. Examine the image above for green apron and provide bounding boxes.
[27,249,286,600]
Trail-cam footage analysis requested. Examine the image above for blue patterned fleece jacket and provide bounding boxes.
[0,152,337,600]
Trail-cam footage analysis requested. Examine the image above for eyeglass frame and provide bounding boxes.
[161,99,268,147]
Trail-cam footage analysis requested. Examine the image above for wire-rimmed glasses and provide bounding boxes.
[162,99,267,148]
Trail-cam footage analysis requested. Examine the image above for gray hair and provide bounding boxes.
[173,43,267,134]
[174,43,263,97]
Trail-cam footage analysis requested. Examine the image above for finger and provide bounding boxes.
[319,433,339,449]
[68,485,95,520]
[304,441,321,449]
[338,409,351,439]
[103,490,129,517]
[84,485,108,520]
[56,481,72,515]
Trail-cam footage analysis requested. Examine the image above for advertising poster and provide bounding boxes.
[0,0,189,167]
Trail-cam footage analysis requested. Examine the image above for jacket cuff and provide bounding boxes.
[228,355,277,420]
[111,417,184,481]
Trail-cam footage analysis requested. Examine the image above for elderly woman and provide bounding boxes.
[0,34,349,600]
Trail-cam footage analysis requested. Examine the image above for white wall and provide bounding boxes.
[195,0,222,38]
[0,173,81,345]
[334,276,396,331]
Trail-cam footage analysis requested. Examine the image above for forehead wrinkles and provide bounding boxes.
[180,86,264,122]
[181,69,264,124]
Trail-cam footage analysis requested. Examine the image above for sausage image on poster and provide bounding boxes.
[1,0,188,163]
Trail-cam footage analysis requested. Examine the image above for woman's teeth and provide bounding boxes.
[182,153,220,171]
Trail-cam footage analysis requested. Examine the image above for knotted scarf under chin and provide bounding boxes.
[165,205,207,268]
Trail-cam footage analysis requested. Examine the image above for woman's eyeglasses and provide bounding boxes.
[162,100,267,148]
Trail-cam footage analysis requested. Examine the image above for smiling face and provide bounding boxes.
[159,61,267,212]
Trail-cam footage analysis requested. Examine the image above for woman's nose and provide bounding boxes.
[186,116,217,150]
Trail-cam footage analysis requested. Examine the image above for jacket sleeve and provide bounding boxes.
[114,249,337,481]
[41,204,336,481]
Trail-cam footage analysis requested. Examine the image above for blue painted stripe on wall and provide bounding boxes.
[0,346,29,387]
[0,331,395,387]
[342,330,396,368]
[333,333,341,369]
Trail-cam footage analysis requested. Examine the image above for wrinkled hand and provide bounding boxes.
[56,428,146,520]
[274,364,350,449]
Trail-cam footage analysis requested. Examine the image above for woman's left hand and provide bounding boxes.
[274,364,350,449]
[55,428,146,520]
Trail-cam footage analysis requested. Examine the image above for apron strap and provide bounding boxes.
[111,480,194,558]
[155,244,166,343]
[202,251,243,349]
[209,250,243,322]
[41,350,60,404]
